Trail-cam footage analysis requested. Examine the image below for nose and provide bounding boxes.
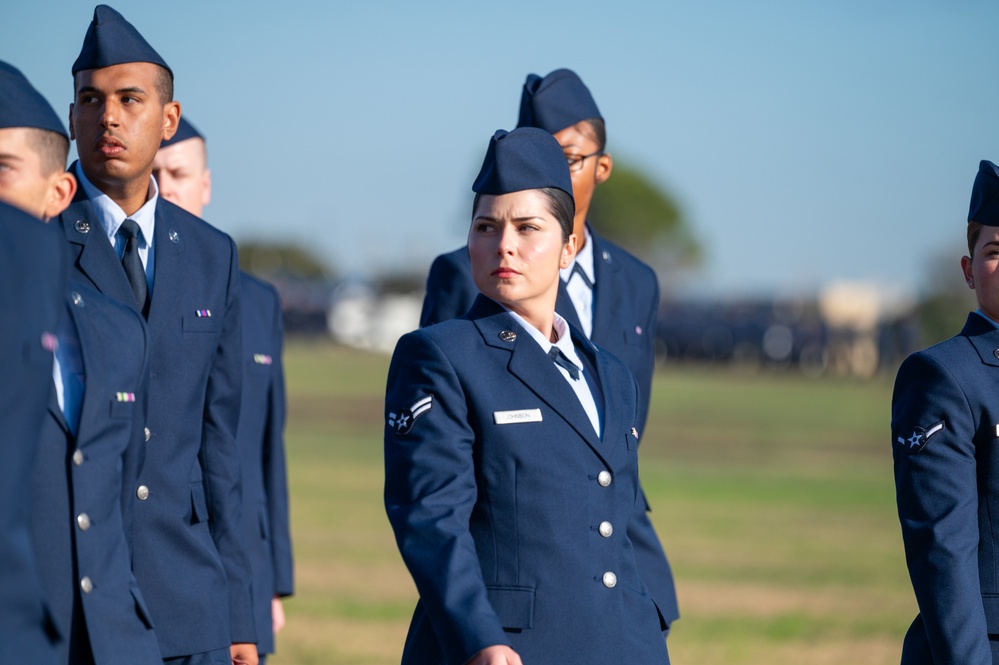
[496,225,516,256]
[99,100,118,128]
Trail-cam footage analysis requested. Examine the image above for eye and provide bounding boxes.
[517,223,539,233]
[473,222,494,233]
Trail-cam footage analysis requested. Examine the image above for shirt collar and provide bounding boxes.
[560,226,594,284]
[503,307,584,372]
[75,162,159,247]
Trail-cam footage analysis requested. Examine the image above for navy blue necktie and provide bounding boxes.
[548,347,580,381]
[119,219,148,316]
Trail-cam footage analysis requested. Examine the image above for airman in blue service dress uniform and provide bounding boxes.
[55,7,256,664]
[0,58,163,665]
[0,60,71,665]
[0,199,64,664]
[893,160,999,664]
[386,127,670,665]
[156,118,296,665]
[419,68,679,629]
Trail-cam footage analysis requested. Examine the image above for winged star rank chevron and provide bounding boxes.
[388,395,433,435]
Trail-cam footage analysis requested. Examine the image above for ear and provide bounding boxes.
[201,167,212,208]
[561,233,578,268]
[41,171,78,221]
[68,104,76,141]
[161,102,182,142]
[595,152,613,185]
[961,255,975,289]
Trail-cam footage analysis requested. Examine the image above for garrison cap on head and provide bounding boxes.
[161,116,203,148]
[969,160,999,227]
[472,128,573,198]
[0,61,67,138]
[516,68,602,135]
[72,5,172,77]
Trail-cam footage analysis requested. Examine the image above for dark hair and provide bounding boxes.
[472,187,575,242]
[26,128,70,175]
[154,65,174,103]
[581,117,606,152]
[969,220,984,257]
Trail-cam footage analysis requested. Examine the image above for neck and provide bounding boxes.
[90,171,152,216]
[573,215,587,251]
[506,294,557,342]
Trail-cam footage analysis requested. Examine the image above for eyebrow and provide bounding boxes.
[0,152,24,161]
[76,85,148,96]
[473,215,545,223]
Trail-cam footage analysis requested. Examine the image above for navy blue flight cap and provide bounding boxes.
[516,68,602,135]
[969,160,999,227]
[72,5,172,77]
[0,61,68,138]
[161,116,203,148]
[472,128,573,199]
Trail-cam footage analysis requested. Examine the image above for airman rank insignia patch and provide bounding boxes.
[388,395,433,435]
[896,421,944,454]
[253,354,272,365]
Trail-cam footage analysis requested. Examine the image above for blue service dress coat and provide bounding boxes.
[0,202,64,663]
[55,177,255,658]
[417,225,679,624]
[30,282,161,664]
[236,272,294,657]
[385,295,670,665]
[892,312,999,664]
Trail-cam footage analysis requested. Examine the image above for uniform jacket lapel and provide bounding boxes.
[469,296,617,470]
[62,192,136,309]
[588,226,623,343]
[555,279,583,331]
[144,209,184,331]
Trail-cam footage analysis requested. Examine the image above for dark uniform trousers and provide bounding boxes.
[386,296,670,665]
[56,175,255,660]
[0,202,65,663]
[418,224,680,625]
[31,283,161,664]
[236,272,294,660]
[893,312,999,663]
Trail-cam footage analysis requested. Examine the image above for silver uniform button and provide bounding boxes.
[597,470,612,487]
[144,427,151,442]
[77,513,91,531]
[136,485,150,501]
[602,572,617,588]
[168,229,180,243]
[598,521,613,538]
[80,576,93,594]
[71,291,84,307]
[72,449,84,466]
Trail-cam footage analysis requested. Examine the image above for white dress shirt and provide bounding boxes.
[560,226,595,337]
[505,308,602,438]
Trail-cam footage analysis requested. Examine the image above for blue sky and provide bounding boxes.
[4,1,997,297]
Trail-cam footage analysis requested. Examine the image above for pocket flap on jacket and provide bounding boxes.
[487,586,535,630]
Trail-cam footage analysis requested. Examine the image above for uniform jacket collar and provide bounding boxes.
[963,311,999,367]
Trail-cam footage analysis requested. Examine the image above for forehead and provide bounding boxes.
[74,61,162,93]
[474,189,553,220]
[0,127,42,161]
[153,138,206,170]
[551,121,599,152]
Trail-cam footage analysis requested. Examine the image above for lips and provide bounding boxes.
[97,136,125,157]
[492,267,520,279]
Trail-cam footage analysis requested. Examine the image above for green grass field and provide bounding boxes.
[272,341,914,664]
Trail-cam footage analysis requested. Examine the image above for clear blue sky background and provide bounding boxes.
[4,1,997,297]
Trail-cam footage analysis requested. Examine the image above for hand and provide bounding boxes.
[230,643,258,665]
[272,596,286,634]
[464,645,523,665]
